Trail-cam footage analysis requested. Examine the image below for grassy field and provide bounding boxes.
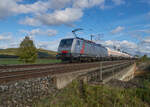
[33,63,150,107]
[0,58,61,65]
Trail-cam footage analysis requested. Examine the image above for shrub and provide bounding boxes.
[17,36,37,63]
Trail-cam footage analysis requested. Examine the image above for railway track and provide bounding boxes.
[0,60,131,70]
[0,60,134,84]
[0,63,60,70]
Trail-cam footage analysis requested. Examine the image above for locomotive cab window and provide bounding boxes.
[59,39,73,47]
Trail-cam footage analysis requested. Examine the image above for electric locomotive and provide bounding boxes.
[57,37,108,62]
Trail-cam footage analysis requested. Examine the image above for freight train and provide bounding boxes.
[57,37,133,62]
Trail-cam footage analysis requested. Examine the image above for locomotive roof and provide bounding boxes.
[76,37,106,48]
[76,37,94,43]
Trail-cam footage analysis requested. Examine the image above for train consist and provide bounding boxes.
[57,37,133,62]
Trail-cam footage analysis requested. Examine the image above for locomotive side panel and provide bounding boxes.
[73,39,86,57]
[97,45,108,58]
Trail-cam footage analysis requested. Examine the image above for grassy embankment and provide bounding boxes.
[33,61,150,107]
[0,48,61,65]
[0,58,61,65]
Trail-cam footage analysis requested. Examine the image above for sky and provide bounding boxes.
[0,0,150,56]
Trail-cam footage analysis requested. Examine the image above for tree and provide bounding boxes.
[140,54,149,62]
[17,36,37,63]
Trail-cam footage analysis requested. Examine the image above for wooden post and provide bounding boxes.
[113,64,115,79]
[100,62,103,82]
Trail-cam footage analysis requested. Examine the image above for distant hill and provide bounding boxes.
[0,48,18,56]
[37,48,57,58]
[38,48,57,56]
[0,48,57,58]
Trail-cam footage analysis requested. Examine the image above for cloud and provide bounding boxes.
[0,34,12,41]
[50,0,72,9]
[138,41,150,55]
[19,17,41,26]
[138,29,150,34]
[111,26,125,34]
[112,0,125,5]
[0,0,106,26]
[132,28,150,34]
[0,0,124,27]
[20,8,83,26]
[99,40,138,55]
[142,37,150,43]
[73,0,104,8]
[0,0,16,19]
[104,40,137,49]
[0,33,18,49]
[124,36,150,56]
[0,0,80,19]
[140,36,150,44]
[0,0,73,17]
[0,0,75,19]
[0,0,48,19]
[20,28,58,36]
[12,1,48,14]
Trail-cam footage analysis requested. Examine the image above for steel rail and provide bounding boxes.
[0,63,100,77]
[0,60,130,74]
[0,60,131,70]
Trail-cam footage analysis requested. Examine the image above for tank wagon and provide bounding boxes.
[57,37,132,62]
[106,48,132,60]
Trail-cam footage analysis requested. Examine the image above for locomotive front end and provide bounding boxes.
[57,38,74,61]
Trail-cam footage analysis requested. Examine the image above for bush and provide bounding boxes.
[139,55,150,62]
[17,36,37,63]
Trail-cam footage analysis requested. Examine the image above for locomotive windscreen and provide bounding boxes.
[59,39,73,47]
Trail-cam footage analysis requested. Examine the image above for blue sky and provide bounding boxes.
[0,0,150,56]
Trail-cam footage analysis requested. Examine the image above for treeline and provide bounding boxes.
[139,55,150,62]
[0,55,18,58]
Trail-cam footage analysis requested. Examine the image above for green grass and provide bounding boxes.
[33,74,150,107]
[0,58,61,65]
[35,59,61,64]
